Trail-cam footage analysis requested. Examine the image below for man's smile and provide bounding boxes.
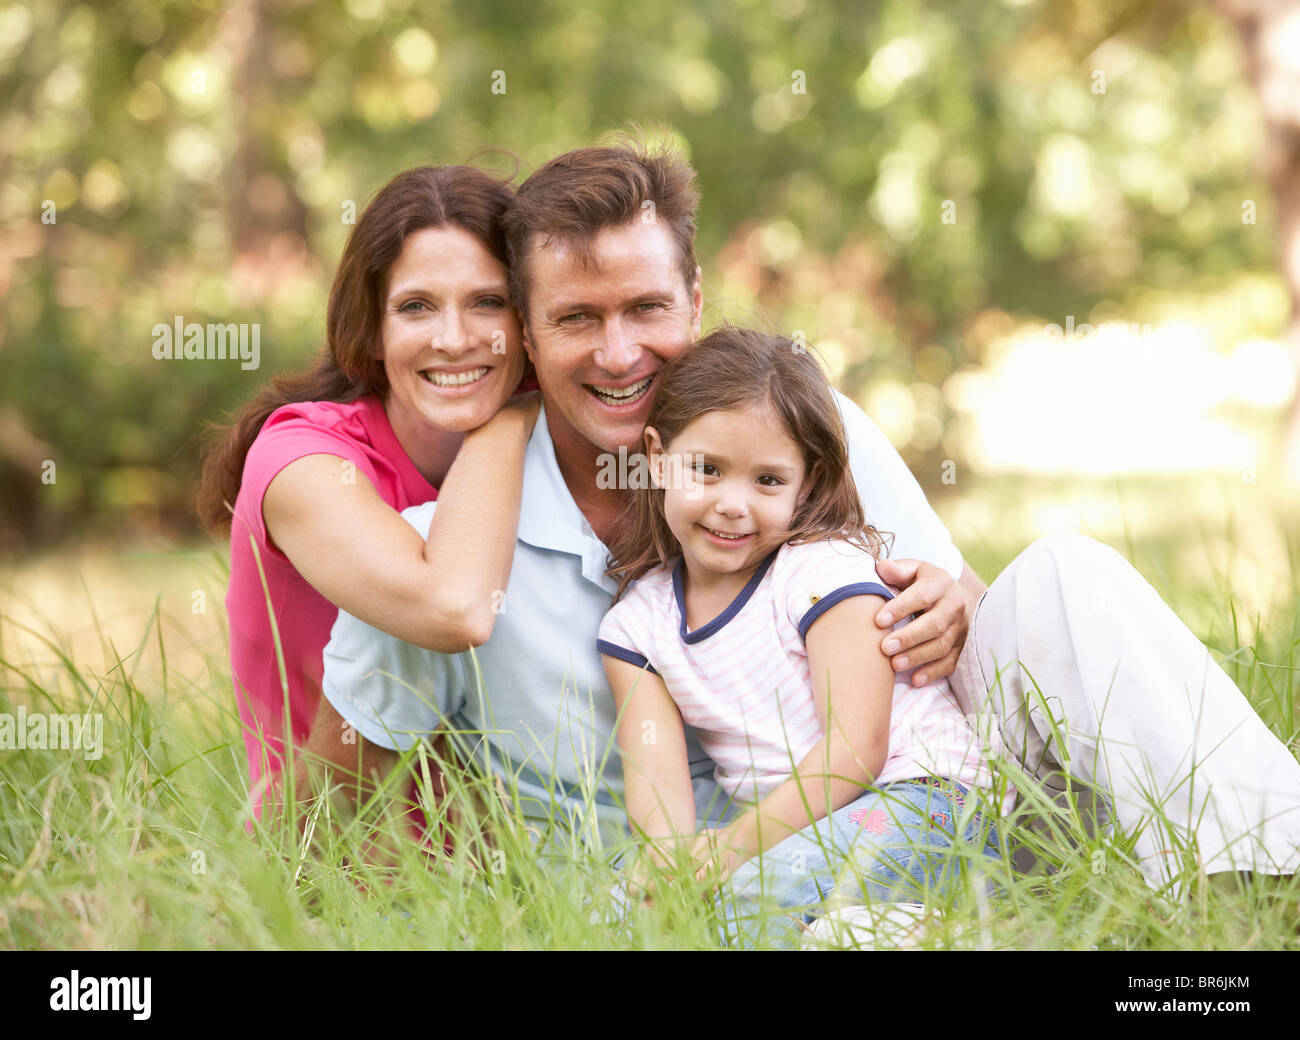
[585,374,654,408]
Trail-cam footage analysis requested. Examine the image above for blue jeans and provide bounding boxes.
[713,777,1002,948]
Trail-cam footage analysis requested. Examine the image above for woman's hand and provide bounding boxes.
[491,389,541,437]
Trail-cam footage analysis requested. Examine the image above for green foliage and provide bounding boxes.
[0,0,1283,549]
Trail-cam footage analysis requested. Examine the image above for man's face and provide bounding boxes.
[521,219,702,457]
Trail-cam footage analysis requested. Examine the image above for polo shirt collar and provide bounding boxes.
[518,405,599,556]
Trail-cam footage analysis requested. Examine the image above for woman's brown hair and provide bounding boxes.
[605,327,889,601]
[196,165,515,534]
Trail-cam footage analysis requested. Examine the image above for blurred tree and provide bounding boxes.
[0,0,1291,550]
[1217,0,1300,480]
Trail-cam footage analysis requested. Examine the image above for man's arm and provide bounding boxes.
[835,388,983,682]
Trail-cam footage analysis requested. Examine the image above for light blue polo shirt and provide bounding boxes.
[320,396,963,844]
[321,406,726,844]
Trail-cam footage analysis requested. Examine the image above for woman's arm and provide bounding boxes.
[264,395,538,653]
[603,655,698,864]
[702,595,894,882]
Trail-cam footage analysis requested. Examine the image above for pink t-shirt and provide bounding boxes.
[227,394,437,816]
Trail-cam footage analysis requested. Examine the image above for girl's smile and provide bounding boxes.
[647,401,813,596]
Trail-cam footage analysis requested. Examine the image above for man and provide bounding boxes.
[313,142,1300,890]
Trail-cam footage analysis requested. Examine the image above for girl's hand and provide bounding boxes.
[625,856,660,904]
[688,829,747,892]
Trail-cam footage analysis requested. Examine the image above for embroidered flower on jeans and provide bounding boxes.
[849,809,890,834]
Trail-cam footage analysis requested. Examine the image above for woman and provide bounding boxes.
[198,165,537,821]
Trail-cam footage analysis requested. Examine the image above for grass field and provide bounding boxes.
[2,474,1299,950]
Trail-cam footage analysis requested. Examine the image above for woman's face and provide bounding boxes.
[378,225,527,440]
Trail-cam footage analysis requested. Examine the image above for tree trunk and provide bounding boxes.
[1218,0,1300,482]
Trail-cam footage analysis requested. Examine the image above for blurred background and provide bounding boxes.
[3,0,1300,678]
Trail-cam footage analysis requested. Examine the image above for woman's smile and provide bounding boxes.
[419,363,496,392]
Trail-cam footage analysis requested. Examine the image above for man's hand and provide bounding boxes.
[872,559,982,687]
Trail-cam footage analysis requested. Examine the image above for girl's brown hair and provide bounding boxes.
[196,165,515,534]
[605,327,889,601]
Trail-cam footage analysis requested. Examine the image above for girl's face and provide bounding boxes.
[379,225,527,444]
[646,401,814,586]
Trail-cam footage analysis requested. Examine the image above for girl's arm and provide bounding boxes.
[264,394,538,653]
[603,655,698,865]
[703,595,894,881]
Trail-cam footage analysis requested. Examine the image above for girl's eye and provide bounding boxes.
[693,462,718,477]
[757,475,784,487]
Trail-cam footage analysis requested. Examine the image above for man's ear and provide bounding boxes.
[521,323,537,364]
[689,266,703,338]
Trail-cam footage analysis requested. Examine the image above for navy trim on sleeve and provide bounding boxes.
[596,639,660,676]
[797,582,895,641]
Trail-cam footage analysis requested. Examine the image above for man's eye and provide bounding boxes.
[636,302,664,313]
[559,312,590,324]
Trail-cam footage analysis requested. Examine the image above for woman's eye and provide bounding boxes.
[399,300,427,313]
[478,296,506,310]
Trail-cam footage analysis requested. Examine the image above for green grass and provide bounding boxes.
[2,482,1299,950]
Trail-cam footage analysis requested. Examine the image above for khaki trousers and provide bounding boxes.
[949,533,1300,889]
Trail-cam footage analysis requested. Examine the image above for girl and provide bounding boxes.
[598,327,1002,946]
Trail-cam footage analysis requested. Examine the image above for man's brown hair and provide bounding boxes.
[502,138,701,321]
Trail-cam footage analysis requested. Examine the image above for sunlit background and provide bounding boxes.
[3,0,1299,677]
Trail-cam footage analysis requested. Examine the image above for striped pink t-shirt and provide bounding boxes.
[598,538,995,805]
